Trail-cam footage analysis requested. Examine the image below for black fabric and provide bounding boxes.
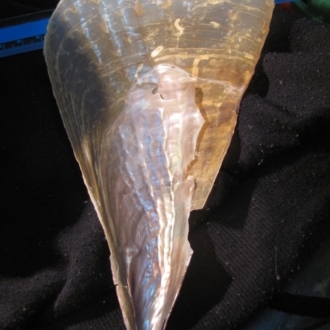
[270,292,330,318]
[1,3,330,330]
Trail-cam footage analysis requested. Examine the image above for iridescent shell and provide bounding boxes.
[44,1,273,329]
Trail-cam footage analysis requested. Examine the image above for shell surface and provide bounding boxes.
[44,1,273,329]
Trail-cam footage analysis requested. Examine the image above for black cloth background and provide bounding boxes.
[1,3,330,330]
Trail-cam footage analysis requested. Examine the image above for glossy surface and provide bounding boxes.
[103,64,204,330]
[44,0,273,329]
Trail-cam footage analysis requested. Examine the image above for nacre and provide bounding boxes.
[44,0,273,329]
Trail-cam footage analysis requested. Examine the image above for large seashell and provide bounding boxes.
[44,0,273,329]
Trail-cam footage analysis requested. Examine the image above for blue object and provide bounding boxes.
[0,19,48,58]
[0,19,48,43]
[0,10,52,58]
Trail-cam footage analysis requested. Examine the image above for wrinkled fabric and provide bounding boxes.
[0,4,329,330]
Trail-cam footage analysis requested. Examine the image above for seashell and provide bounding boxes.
[44,0,274,329]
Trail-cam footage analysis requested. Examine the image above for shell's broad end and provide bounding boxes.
[44,0,274,329]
